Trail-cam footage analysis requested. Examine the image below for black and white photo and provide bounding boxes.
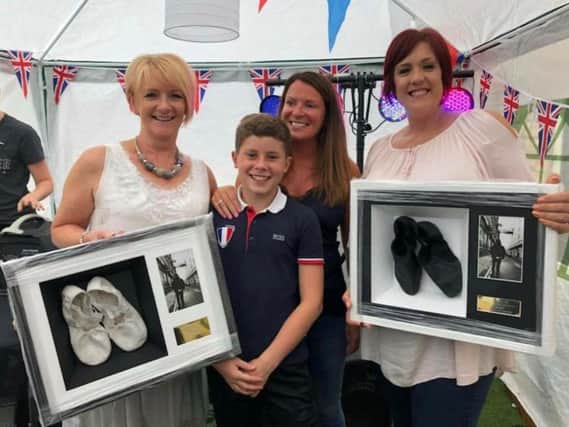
[156,249,204,312]
[477,215,524,283]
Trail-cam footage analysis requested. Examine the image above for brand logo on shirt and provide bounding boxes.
[272,233,285,242]
[216,225,235,248]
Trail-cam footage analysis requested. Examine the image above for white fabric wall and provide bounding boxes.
[2,63,402,208]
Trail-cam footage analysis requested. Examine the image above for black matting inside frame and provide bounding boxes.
[40,256,168,390]
[357,190,546,346]
[466,206,541,331]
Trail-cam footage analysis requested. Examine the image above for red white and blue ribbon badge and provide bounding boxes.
[217,225,235,248]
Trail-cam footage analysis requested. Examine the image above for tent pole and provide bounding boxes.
[38,0,90,64]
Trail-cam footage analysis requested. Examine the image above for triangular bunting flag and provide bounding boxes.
[53,65,79,105]
[115,68,127,92]
[248,68,282,100]
[7,50,33,98]
[327,0,350,51]
[258,0,269,12]
[536,100,563,169]
[319,64,351,98]
[479,70,493,109]
[454,55,470,88]
[194,69,213,114]
[503,85,520,125]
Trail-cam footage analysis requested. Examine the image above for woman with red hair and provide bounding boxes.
[358,27,569,427]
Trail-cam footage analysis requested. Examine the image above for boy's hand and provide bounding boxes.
[249,354,278,395]
[213,358,264,396]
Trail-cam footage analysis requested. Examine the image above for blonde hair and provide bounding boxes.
[125,53,195,124]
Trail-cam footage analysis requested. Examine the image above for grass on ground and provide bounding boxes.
[206,378,527,427]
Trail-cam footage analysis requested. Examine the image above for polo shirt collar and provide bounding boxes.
[237,185,287,214]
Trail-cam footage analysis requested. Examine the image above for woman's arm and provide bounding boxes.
[51,146,109,247]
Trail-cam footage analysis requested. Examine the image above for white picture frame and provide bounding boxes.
[349,180,559,355]
[0,214,239,425]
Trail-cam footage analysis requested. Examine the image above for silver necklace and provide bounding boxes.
[134,138,184,179]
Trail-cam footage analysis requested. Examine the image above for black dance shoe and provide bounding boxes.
[416,221,462,297]
[391,216,422,295]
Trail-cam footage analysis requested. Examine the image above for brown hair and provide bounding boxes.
[382,28,453,98]
[279,71,352,206]
[235,113,292,155]
[125,53,195,124]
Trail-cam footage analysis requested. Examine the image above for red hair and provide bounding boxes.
[382,28,453,98]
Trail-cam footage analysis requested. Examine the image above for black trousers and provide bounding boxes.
[208,362,319,427]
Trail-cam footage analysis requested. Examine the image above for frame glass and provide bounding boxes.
[349,180,559,355]
[0,214,239,425]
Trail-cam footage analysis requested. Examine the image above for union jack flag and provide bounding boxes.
[115,68,127,92]
[479,70,493,109]
[194,69,213,114]
[503,85,520,125]
[319,63,351,98]
[536,100,563,168]
[248,68,282,100]
[454,55,470,88]
[7,50,33,98]
[53,65,79,105]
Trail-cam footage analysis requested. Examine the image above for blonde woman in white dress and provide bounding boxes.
[52,53,217,427]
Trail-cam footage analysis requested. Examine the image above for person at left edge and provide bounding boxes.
[0,107,53,229]
[209,113,324,427]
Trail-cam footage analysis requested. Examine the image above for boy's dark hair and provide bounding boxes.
[235,113,292,155]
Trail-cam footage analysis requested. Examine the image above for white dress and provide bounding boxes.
[64,143,210,427]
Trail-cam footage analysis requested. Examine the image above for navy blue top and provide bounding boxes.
[296,190,347,316]
[214,190,324,365]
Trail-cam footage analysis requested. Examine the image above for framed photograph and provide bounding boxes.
[349,180,559,355]
[0,214,239,425]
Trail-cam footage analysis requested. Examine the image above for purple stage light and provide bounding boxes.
[260,95,281,116]
[378,94,408,122]
[443,87,474,112]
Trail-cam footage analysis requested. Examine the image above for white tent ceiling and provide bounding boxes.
[1,0,394,64]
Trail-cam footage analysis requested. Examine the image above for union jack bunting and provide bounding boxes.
[454,55,471,88]
[502,85,520,125]
[53,65,79,105]
[194,69,213,114]
[536,100,563,168]
[248,68,282,100]
[319,63,351,98]
[115,68,127,92]
[7,50,33,98]
[258,0,269,12]
[479,70,493,109]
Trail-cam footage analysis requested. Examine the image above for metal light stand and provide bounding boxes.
[266,70,474,172]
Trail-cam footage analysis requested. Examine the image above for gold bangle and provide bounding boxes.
[79,231,89,244]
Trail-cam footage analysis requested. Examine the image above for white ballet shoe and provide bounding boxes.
[86,276,147,352]
[61,285,111,366]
